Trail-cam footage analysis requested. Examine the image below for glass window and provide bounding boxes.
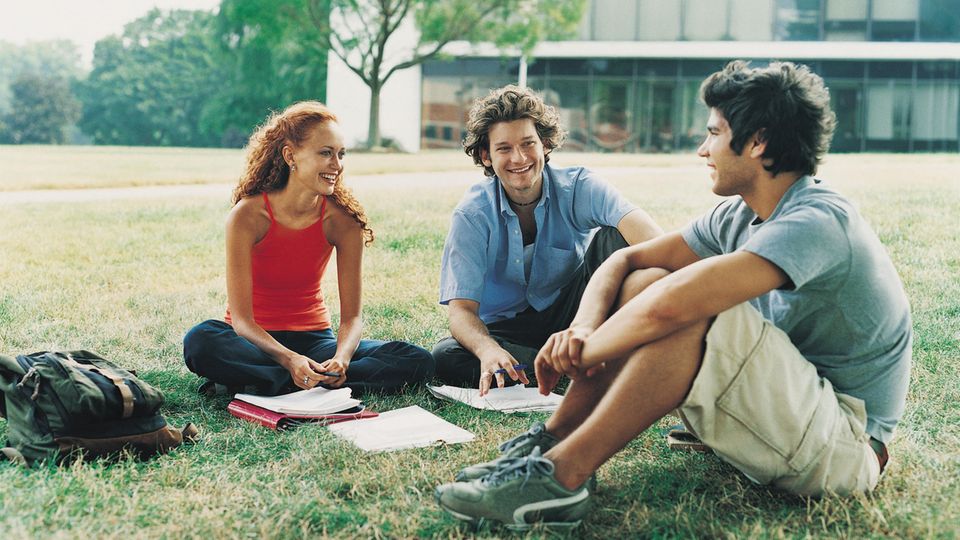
[912,81,959,140]
[549,59,590,76]
[423,59,463,77]
[461,59,507,77]
[872,20,917,40]
[820,61,866,78]
[824,0,867,40]
[730,0,774,40]
[917,61,958,79]
[590,59,634,77]
[591,79,636,152]
[829,84,863,151]
[680,59,728,78]
[871,0,918,40]
[919,0,960,41]
[868,62,914,78]
[679,81,710,149]
[684,0,729,40]
[637,0,682,40]
[544,79,589,151]
[826,0,867,19]
[872,0,918,19]
[866,82,912,142]
[776,0,822,40]
[527,59,547,76]
[421,76,465,149]
[636,59,678,77]
[592,0,637,40]
[824,21,867,41]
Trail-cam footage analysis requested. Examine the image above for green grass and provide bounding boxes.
[1,148,959,538]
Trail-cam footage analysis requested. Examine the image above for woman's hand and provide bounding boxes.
[284,354,330,390]
[317,357,349,388]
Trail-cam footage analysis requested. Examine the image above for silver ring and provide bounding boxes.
[303,376,309,385]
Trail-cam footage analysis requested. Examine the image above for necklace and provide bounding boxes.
[505,192,541,207]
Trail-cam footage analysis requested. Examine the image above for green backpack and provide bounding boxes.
[0,350,197,465]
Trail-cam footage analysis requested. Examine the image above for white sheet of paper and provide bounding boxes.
[427,384,563,413]
[234,387,360,415]
[327,405,474,452]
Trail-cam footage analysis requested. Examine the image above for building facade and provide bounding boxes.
[419,0,960,153]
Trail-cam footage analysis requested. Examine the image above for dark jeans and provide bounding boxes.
[183,320,435,396]
[432,226,628,387]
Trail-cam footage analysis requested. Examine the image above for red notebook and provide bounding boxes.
[228,400,378,430]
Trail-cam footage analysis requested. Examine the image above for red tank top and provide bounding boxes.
[225,192,333,331]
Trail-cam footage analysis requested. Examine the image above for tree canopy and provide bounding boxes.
[77,9,224,147]
[0,72,80,144]
[0,40,83,144]
[206,0,329,146]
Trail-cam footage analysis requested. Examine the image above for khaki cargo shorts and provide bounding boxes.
[677,303,881,496]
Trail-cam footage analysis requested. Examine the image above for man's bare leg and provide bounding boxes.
[545,268,670,439]
[546,318,710,489]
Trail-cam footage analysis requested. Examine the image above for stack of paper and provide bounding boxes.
[234,387,360,415]
[427,384,563,413]
[327,406,475,452]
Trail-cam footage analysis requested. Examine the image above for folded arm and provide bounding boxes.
[579,249,789,367]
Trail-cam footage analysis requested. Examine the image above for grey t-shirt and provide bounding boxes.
[682,176,912,443]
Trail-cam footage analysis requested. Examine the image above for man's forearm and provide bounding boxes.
[449,307,503,360]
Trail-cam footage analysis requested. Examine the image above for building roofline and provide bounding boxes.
[442,40,960,61]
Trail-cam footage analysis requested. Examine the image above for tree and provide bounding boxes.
[77,9,224,147]
[205,0,329,146]
[1,71,80,144]
[0,40,83,141]
[305,0,587,149]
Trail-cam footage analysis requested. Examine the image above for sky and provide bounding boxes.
[0,0,222,67]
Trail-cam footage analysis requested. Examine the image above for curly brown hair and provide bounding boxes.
[232,101,374,245]
[463,85,567,177]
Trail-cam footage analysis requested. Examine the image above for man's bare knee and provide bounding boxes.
[616,267,670,309]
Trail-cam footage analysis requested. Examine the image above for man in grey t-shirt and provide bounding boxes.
[436,61,912,530]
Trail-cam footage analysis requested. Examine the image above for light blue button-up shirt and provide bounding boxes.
[439,164,636,323]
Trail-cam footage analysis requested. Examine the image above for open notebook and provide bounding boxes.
[229,387,376,430]
[427,384,563,413]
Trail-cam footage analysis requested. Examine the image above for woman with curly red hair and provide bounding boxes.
[184,101,433,396]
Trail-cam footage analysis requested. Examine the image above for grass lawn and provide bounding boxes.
[0,147,958,538]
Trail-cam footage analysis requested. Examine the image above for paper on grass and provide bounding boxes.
[427,384,563,413]
[327,406,474,452]
[234,387,360,415]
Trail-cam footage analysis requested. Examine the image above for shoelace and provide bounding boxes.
[498,423,544,453]
[481,448,553,489]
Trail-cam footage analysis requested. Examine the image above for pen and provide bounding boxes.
[494,364,526,375]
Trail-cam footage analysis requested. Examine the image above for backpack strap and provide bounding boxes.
[1,447,27,465]
[60,353,135,419]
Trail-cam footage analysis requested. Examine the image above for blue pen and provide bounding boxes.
[494,364,526,375]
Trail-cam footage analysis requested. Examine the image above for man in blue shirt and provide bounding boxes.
[436,62,912,530]
[433,85,662,395]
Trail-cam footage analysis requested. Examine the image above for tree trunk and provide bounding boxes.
[367,84,382,149]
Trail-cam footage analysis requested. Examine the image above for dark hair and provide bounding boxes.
[700,60,836,177]
[463,85,566,176]
[233,101,373,245]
